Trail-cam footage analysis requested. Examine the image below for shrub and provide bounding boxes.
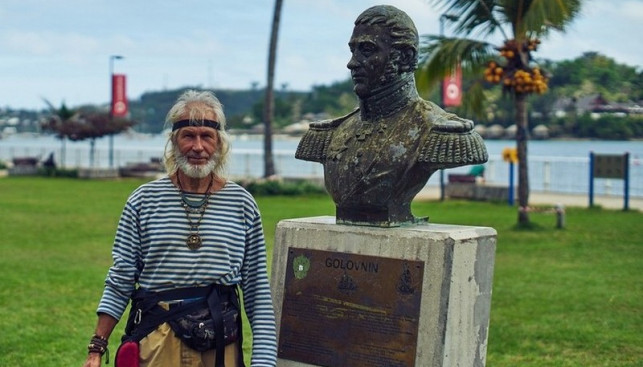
[37,167,79,178]
[241,178,326,196]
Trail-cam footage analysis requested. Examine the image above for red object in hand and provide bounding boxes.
[115,341,140,367]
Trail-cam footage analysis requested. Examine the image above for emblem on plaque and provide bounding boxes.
[293,255,310,279]
[338,272,357,293]
[397,263,415,295]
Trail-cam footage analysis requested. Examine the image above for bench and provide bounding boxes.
[9,157,39,176]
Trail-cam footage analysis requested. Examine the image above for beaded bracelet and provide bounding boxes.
[88,334,109,363]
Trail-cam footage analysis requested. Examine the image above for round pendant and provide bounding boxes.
[186,233,202,250]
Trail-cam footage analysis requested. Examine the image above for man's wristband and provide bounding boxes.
[87,334,109,363]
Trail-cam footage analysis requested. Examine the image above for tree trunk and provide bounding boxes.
[263,0,283,178]
[515,93,530,225]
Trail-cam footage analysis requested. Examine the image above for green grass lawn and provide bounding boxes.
[0,177,641,366]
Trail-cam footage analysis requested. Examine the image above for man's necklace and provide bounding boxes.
[177,174,214,250]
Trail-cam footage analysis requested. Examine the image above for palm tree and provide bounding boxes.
[263,0,284,178]
[417,0,581,225]
[42,99,76,168]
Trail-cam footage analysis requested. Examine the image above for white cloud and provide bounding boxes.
[0,0,641,110]
[619,0,643,21]
[3,30,98,56]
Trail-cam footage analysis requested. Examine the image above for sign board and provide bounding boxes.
[593,154,627,179]
[278,248,424,367]
[589,152,630,210]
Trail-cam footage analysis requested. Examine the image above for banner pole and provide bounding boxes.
[588,152,594,207]
[624,153,630,211]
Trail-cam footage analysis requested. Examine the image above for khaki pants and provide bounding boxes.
[139,322,240,367]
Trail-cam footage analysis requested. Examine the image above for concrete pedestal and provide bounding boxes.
[271,216,496,367]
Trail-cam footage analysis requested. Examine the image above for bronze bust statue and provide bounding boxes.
[296,5,488,227]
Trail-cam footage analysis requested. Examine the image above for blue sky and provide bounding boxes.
[1,0,642,110]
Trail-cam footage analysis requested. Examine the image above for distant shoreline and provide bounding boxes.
[2,130,643,144]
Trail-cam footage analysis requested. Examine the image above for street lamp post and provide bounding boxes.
[438,14,458,201]
[109,55,124,168]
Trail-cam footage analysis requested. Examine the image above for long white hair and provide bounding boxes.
[162,90,231,178]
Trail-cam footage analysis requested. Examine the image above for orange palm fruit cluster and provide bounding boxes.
[484,38,549,95]
[484,61,503,83]
[506,67,548,94]
[499,39,518,59]
[499,48,515,59]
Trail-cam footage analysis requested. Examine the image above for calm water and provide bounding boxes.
[1,133,642,197]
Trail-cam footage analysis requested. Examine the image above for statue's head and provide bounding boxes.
[347,5,419,99]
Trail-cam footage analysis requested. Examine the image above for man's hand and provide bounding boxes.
[83,313,118,367]
[82,352,102,367]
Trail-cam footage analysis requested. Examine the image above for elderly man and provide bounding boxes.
[296,5,487,226]
[82,90,277,367]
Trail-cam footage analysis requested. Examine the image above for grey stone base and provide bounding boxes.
[271,216,497,367]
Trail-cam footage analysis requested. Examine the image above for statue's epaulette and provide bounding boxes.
[295,109,358,163]
[418,114,488,168]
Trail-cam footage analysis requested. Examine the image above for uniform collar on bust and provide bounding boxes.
[359,73,419,121]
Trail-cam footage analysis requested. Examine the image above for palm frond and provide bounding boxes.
[41,97,57,113]
[461,80,488,119]
[523,0,582,35]
[41,98,75,120]
[416,36,495,94]
[501,0,582,38]
[430,0,508,39]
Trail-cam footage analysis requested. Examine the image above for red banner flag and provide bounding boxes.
[442,65,462,107]
[111,74,128,117]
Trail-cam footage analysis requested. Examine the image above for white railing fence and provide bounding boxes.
[1,144,641,198]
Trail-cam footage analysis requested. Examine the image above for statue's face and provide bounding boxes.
[347,23,400,99]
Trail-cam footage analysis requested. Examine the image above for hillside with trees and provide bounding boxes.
[461,52,643,140]
[125,52,641,139]
[1,52,641,140]
[119,80,358,134]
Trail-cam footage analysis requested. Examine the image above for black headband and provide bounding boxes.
[172,119,221,131]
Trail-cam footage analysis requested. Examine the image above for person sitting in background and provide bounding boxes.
[469,164,485,183]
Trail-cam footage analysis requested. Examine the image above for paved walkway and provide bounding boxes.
[415,186,642,211]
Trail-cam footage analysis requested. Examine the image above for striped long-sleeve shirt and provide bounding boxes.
[97,176,277,366]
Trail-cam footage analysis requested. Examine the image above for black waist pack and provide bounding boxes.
[119,284,244,367]
[167,299,240,352]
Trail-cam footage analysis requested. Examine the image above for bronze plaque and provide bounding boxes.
[278,248,424,367]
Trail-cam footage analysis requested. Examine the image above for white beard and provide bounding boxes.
[174,146,216,179]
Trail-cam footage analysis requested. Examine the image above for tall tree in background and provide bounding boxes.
[263,0,284,178]
[417,0,581,225]
[42,99,75,168]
